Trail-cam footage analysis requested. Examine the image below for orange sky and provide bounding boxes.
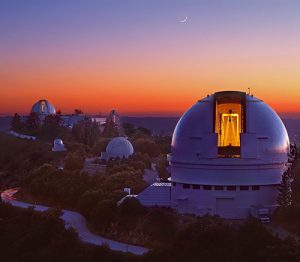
[1,1,300,117]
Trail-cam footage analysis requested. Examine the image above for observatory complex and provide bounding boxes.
[137,91,290,219]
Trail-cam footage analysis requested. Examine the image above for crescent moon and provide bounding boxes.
[180,17,188,23]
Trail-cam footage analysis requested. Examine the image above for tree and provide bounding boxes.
[137,126,151,136]
[133,138,160,157]
[64,152,85,171]
[74,108,83,115]
[277,169,292,207]
[102,119,120,137]
[11,113,23,131]
[26,112,40,129]
[156,154,169,180]
[122,122,136,137]
[72,118,101,146]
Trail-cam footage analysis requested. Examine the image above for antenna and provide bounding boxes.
[247,87,251,95]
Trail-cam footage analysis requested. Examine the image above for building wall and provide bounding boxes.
[171,182,278,219]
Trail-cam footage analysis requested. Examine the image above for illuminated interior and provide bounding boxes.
[214,92,245,158]
[41,100,45,113]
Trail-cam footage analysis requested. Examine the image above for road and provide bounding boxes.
[5,199,149,256]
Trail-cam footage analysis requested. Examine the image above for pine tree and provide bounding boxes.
[277,169,292,207]
[11,113,23,131]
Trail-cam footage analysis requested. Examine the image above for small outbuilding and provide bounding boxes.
[52,138,67,152]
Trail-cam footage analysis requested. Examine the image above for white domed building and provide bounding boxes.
[137,91,290,219]
[31,99,56,116]
[100,137,134,160]
[52,138,66,152]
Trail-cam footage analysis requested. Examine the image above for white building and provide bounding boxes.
[137,91,290,219]
[100,137,134,160]
[52,138,67,152]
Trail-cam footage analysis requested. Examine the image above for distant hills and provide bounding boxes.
[1,116,300,142]
[121,116,179,135]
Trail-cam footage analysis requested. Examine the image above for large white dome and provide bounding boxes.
[106,137,134,159]
[31,99,56,115]
[170,91,290,185]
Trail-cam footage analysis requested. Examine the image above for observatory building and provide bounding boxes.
[137,91,290,219]
[52,138,67,152]
[31,99,56,117]
[100,137,134,161]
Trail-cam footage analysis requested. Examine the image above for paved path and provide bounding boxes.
[5,199,149,255]
[265,223,300,241]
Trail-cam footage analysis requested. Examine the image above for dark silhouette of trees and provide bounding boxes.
[156,154,169,180]
[102,119,121,137]
[277,168,292,207]
[72,118,101,146]
[133,138,160,157]
[11,113,23,131]
[74,108,83,115]
[64,152,85,171]
[26,112,40,130]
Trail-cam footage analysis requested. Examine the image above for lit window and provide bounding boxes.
[215,185,224,190]
[192,184,200,190]
[41,101,45,113]
[203,185,212,190]
[183,184,190,189]
[215,91,245,158]
[227,186,236,191]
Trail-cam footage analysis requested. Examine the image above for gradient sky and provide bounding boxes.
[1,0,300,116]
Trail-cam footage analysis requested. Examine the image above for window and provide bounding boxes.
[252,185,260,191]
[192,184,200,190]
[183,184,190,189]
[215,91,245,158]
[240,186,249,191]
[203,185,212,190]
[215,185,224,190]
[227,186,237,191]
[172,182,176,187]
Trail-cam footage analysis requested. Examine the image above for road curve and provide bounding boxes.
[5,199,149,255]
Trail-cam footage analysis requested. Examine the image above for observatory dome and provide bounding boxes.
[54,138,64,146]
[52,138,66,152]
[137,91,290,219]
[106,137,134,159]
[31,99,56,115]
[170,91,289,185]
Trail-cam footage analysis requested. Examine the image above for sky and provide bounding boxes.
[1,0,300,117]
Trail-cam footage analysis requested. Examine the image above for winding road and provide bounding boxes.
[3,199,149,255]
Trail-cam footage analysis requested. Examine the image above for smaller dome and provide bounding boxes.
[52,138,66,152]
[54,138,64,146]
[31,99,56,115]
[106,137,134,159]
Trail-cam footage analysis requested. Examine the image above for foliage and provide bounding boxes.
[11,113,23,131]
[64,152,85,171]
[0,202,135,262]
[72,118,101,147]
[102,119,121,137]
[133,138,160,157]
[277,169,292,207]
[155,154,169,180]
